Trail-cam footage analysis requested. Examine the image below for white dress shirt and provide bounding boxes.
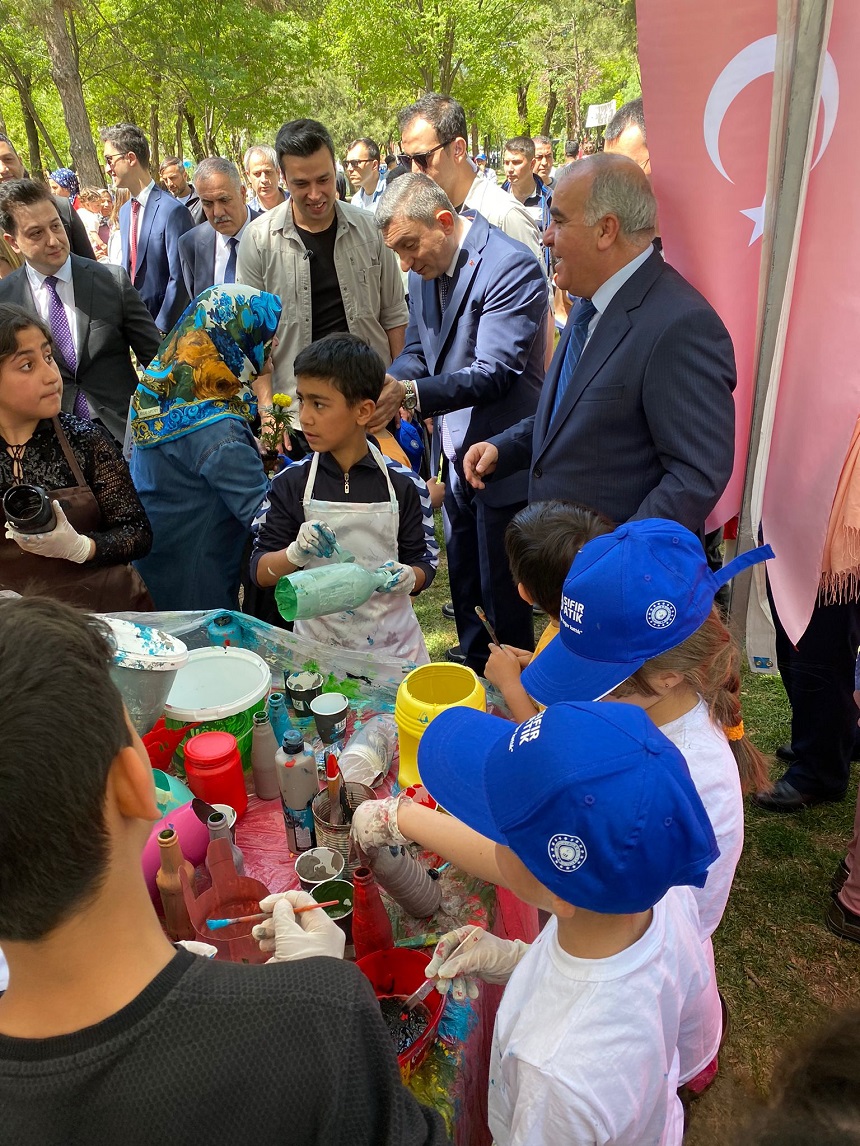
[131,180,156,248]
[26,256,78,358]
[584,243,654,344]
[213,209,252,285]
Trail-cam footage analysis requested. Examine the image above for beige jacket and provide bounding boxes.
[463,173,542,262]
[236,199,408,397]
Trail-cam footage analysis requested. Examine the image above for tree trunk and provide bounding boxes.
[184,108,205,162]
[149,103,160,174]
[175,103,185,157]
[0,105,7,136]
[41,0,103,186]
[19,78,43,176]
[540,88,558,139]
[470,120,478,156]
[516,83,530,135]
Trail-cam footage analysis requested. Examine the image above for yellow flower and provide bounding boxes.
[272,393,292,408]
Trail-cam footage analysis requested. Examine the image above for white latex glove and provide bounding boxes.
[374,560,417,595]
[350,793,413,852]
[285,521,338,567]
[5,502,93,563]
[177,940,218,958]
[426,926,530,1001]
[252,890,345,962]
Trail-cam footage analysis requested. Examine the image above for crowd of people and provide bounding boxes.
[0,93,859,1145]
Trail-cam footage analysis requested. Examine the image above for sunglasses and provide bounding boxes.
[344,157,373,168]
[397,140,453,171]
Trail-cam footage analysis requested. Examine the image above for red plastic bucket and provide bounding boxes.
[356,947,444,1080]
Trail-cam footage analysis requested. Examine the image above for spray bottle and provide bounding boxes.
[276,729,318,854]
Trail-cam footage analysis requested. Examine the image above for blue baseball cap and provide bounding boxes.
[522,519,774,706]
[417,701,719,914]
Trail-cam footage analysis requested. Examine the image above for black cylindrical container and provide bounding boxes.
[2,485,56,533]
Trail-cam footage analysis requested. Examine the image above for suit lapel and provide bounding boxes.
[202,227,217,285]
[420,276,443,373]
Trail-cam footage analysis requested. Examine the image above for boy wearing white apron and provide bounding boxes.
[251,334,436,665]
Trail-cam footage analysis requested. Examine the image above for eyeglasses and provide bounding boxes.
[103,153,127,168]
[344,157,372,169]
[397,140,452,171]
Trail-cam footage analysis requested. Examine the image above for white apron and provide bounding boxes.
[295,444,429,664]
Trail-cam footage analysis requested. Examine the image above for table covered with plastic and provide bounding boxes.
[126,609,540,1146]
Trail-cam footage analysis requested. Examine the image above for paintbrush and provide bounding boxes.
[326,753,343,826]
[206,900,338,930]
[474,605,501,647]
[396,924,484,1021]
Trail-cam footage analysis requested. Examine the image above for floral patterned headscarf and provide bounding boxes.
[48,168,80,198]
[130,285,282,448]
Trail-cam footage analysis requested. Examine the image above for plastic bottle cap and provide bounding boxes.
[184,730,238,766]
[282,732,303,751]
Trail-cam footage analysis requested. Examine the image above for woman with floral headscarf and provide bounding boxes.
[130,284,281,610]
[48,168,80,209]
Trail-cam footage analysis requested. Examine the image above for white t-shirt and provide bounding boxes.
[659,699,743,938]
[488,887,721,1146]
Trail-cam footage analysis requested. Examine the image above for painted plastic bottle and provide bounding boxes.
[156,826,196,941]
[351,866,395,959]
[267,692,290,747]
[206,810,245,876]
[367,845,442,919]
[275,564,389,621]
[276,730,318,854]
[250,711,281,800]
[207,613,242,648]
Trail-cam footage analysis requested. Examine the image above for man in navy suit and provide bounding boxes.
[464,153,736,537]
[100,124,194,334]
[372,173,548,671]
[178,157,262,300]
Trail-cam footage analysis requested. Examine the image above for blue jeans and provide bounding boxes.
[131,419,268,611]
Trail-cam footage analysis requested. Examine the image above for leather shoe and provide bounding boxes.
[751,779,834,812]
[441,601,455,620]
[775,743,796,764]
[826,896,860,943]
[446,646,467,665]
[831,859,850,898]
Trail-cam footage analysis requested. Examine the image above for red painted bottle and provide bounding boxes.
[351,866,394,960]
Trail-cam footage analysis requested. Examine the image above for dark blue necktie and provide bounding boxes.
[224,237,239,284]
[550,298,597,422]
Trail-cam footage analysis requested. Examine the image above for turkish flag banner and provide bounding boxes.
[760,3,860,643]
[636,0,774,530]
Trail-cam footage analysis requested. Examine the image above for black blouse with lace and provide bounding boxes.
[0,415,152,566]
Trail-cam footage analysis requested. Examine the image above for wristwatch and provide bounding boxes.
[401,379,418,412]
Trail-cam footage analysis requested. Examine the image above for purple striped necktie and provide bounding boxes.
[44,275,89,420]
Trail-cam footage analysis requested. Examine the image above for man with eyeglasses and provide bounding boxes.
[100,124,194,334]
[236,119,407,431]
[396,94,541,263]
[0,134,95,260]
[344,139,385,212]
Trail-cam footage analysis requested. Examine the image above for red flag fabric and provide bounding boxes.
[637,2,773,530]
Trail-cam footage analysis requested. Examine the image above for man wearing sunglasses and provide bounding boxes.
[396,95,541,264]
[345,139,386,212]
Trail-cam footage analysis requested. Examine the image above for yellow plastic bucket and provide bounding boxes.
[395,662,486,788]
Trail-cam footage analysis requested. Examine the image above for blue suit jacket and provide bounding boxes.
[177,210,262,302]
[120,186,194,332]
[489,249,737,532]
[389,213,547,507]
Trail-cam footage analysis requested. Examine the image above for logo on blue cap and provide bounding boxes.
[548,834,587,873]
[645,600,677,629]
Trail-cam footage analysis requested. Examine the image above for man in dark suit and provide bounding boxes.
[464,153,736,537]
[178,157,261,300]
[371,173,548,671]
[0,134,95,260]
[100,124,194,334]
[0,179,161,443]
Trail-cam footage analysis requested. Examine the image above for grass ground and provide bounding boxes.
[415,517,860,1142]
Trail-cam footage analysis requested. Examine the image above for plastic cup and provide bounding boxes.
[285,670,324,715]
[312,878,354,944]
[295,846,345,891]
[310,692,349,745]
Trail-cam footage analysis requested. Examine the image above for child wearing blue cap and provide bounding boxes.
[483,500,613,721]
[416,701,724,1146]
